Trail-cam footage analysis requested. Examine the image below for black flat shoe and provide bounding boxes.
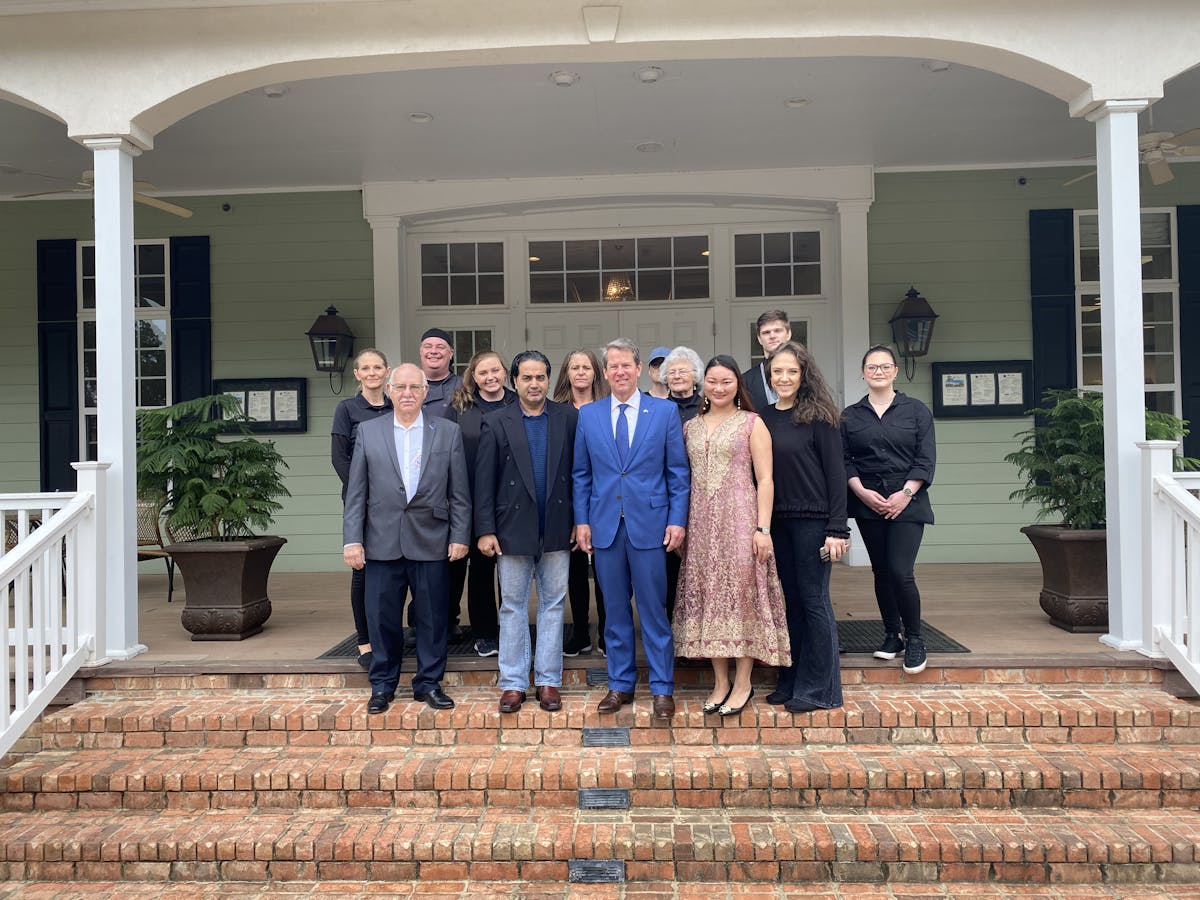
[702,687,733,715]
[414,687,455,710]
[356,651,373,671]
[719,687,755,717]
[367,692,392,714]
[765,690,789,706]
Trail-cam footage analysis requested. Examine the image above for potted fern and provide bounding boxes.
[1005,388,1196,632]
[137,394,290,640]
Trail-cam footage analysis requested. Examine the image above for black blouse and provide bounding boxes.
[760,405,850,538]
[331,392,393,499]
[840,391,936,525]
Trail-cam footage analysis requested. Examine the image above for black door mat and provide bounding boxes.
[319,619,967,659]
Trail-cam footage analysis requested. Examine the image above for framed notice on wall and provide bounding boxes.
[931,360,1033,419]
[213,378,308,433]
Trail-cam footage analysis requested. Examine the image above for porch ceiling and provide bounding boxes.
[1,55,1198,199]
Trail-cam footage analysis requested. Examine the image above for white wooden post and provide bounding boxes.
[1088,100,1149,652]
[369,214,404,359]
[1138,440,1177,659]
[71,461,110,665]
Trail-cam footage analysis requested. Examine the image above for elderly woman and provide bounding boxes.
[662,346,704,424]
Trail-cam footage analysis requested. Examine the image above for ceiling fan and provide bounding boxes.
[15,170,193,218]
[1064,126,1200,187]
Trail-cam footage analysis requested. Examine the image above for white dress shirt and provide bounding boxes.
[393,412,424,496]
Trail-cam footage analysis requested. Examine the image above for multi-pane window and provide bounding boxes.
[78,241,171,460]
[528,236,709,303]
[1075,210,1179,414]
[420,242,504,306]
[734,231,821,297]
[447,329,493,375]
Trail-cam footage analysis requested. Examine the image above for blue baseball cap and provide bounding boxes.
[649,346,671,364]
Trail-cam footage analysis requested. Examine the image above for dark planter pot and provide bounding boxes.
[165,535,287,640]
[1020,524,1108,633]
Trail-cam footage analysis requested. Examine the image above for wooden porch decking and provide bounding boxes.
[128,562,1135,670]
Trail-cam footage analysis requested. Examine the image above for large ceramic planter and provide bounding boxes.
[1020,524,1107,632]
[166,535,287,640]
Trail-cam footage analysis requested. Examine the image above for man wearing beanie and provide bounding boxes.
[418,328,463,420]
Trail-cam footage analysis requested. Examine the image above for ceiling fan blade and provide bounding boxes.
[1147,157,1174,186]
[134,193,193,218]
[133,181,158,192]
[1062,169,1097,187]
[13,188,86,199]
[1166,128,1200,148]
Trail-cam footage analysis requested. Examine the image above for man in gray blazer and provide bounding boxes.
[343,363,471,714]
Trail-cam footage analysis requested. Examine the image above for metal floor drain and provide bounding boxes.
[585,667,607,685]
[569,859,625,883]
[582,726,631,747]
[578,788,631,809]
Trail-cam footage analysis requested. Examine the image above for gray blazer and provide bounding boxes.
[343,413,471,561]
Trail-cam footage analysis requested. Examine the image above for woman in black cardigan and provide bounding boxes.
[759,341,849,713]
[841,344,936,675]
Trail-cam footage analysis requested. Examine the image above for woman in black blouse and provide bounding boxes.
[760,341,848,712]
[841,345,936,675]
[331,348,392,670]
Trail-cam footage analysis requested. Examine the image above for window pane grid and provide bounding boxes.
[734,231,822,297]
[527,236,709,303]
[421,242,504,306]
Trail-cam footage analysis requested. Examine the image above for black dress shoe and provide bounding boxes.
[765,690,790,706]
[367,692,391,714]
[414,687,455,709]
[356,651,373,672]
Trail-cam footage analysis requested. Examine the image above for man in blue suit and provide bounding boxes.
[573,338,690,720]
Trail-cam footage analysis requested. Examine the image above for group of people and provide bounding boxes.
[334,315,936,720]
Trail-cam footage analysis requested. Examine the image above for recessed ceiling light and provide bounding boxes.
[701,250,710,256]
[784,97,810,109]
[635,66,664,84]
[529,256,540,262]
[409,112,433,124]
[635,141,664,153]
[922,60,951,73]
[262,85,289,99]
[548,70,580,87]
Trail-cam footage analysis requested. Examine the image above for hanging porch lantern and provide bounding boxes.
[888,286,939,379]
[305,305,355,393]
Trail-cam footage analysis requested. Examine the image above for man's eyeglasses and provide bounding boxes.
[388,383,427,394]
[864,364,896,374]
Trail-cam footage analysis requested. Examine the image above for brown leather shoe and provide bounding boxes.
[596,689,635,713]
[535,685,562,711]
[498,690,525,713]
[651,694,675,720]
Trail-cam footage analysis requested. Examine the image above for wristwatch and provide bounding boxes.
[756,526,771,536]
[902,487,913,497]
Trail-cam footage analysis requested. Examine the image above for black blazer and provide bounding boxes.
[474,400,578,555]
[742,363,771,414]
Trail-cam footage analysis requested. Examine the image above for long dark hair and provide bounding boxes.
[768,341,840,427]
[552,348,609,404]
[450,349,507,413]
[700,354,756,414]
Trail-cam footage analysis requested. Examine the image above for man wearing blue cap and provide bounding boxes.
[647,346,672,399]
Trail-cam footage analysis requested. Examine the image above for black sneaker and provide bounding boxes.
[902,636,927,675]
[474,638,499,658]
[873,632,904,660]
[563,638,592,657]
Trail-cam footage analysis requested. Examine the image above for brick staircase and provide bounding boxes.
[1,663,1199,895]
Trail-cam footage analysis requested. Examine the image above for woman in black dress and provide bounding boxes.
[331,348,392,670]
[759,341,848,712]
[841,345,936,675]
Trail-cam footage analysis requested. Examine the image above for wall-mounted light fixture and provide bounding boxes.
[888,286,939,380]
[305,305,355,393]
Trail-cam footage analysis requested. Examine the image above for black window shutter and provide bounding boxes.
[170,236,212,402]
[1029,209,1077,407]
[1178,205,1200,459]
[36,239,79,492]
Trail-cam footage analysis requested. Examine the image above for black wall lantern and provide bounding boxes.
[889,286,939,380]
[305,305,355,393]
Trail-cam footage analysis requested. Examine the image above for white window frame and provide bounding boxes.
[1073,207,1181,416]
[76,239,173,461]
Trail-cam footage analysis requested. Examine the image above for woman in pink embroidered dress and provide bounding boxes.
[673,355,790,717]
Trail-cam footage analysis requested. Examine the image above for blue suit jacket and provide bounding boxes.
[572,394,690,551]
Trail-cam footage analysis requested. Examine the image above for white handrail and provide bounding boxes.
[1,463,107,759]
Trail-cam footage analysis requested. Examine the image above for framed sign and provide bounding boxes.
[931,360,1033,419]
[213,377,308,433]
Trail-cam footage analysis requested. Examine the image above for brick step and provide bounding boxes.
[2,806,1199,884]
[39,686,1200,750]
[5,743,1200,813]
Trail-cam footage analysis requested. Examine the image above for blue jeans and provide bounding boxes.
[497,551,569,691]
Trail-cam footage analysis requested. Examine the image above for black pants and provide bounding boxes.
[773,518,842,709]
[349,566,369,645]
[567,547,605,643]
[665,549,681,623]
[854,519,925,638]
[447,545,500,640]
[365,556,449,695]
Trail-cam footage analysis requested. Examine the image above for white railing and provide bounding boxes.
[0,463,108,758]
[1141,441,1200,694]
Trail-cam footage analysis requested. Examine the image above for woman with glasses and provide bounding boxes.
[841,345,936,675]
[659,346,704,622]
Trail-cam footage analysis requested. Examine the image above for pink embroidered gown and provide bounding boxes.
[673,410,791,665]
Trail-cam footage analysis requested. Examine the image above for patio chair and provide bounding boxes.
[136,499,180,602]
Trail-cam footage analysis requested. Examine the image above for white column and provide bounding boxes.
[84,137,147,660]
[1087,100,1149,652]
[369,215,404,361]
[1137,440,1177,658]
[70,461,110,665]
[837,199,873,567]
